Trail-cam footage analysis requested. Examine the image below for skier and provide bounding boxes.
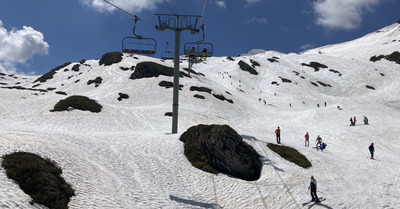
[275,127,281,144]
[353,116,357,125]
[308,176,319,202]
[369,143,375,159]
[364,116,369,125]
[316,135,322,150]
[350,117,354,126]
[305,132,309,147]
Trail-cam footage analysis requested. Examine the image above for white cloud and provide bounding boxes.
[300,43,316,51]
[215,1,226,9]
[79,0,163,14]
[249,17,268,24]
[313,0,380,30]
[0,20,49,74]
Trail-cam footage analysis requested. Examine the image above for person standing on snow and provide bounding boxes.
[316,135,322,150]
[364,116,369,125]
[305,132,309,147]
[353,116,357,125]
[308,176,319,202]
[275,127,281,144]
[350,117,354,126]
[369,143,375,159]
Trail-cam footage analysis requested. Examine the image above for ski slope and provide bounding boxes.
[1,23,400,209]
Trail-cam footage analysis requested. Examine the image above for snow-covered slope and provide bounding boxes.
[303,23,400,60]
[1,23,400,209]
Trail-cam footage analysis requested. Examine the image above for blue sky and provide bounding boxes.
[0,0,399,75]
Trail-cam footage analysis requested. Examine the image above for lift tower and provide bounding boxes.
[156,14,201,134]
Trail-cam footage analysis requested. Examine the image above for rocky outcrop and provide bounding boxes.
[238,60,258,75]
[180,124,262,181]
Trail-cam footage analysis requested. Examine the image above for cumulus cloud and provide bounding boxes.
[215,1,226,9]
[0,20,49,74]
[79,0,163,13]
[313,0,380,30]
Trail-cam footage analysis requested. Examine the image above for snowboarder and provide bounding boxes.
[275,127,281,144]
[305,132,309,147]
[369,143,375,159]
[316,135,322,150]
[308,176,319,202]
[364,116,369,125]
[350,117,354,126]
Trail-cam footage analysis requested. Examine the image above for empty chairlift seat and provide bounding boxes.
[122,36,157,55]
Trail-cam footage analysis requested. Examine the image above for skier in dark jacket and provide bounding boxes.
[369,143,375,159]
[308,176,319,202]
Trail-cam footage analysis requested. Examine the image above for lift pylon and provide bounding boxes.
[155,14,201,134]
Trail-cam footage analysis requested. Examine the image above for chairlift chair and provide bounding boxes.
[161,41,175,60]
[183,24,213,58]
[184,42,213,57]
[122,16,157,55]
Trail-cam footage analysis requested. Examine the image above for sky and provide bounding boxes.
[0,0,399,75]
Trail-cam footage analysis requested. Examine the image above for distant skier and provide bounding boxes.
[305,132,309,147]
[316,135,322,150]
[369,143,375,159]
[353,116,357,125]
[364,116,369,125]
[350,117,354,126]
[321,142,327,151]
[308,176,319,202]
[275,127,281,144]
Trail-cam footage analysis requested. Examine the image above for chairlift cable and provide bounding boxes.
[162,0,175,14]
[197,0,208,41]
[102,0,156,26]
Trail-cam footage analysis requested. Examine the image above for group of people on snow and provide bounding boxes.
[274,125,375,203]
[350,116,369,126]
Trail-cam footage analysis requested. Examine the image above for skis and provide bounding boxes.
[302,197,326,207]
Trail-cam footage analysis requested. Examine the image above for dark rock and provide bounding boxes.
[34,62,71,83]
[87,77,103,87]
[72,64,80,72]
[301,62,328,71]
[99,52,123,66]
[238,60,258,75]
[212,94,234,104]
[366,85,375,90]
[159,81,183,90]
[279,77,292,83]
[117,93,129,101]
[180,124,262,181]
[194,94,205,99]
[190,86,212,94]
[130,62,190,79]
[250,59,260,67]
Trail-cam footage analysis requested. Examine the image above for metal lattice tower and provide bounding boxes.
[156,14,201,134]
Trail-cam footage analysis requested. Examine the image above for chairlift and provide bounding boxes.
[184,24,213,58]
[122,16,157,55]
[161,41,174,60]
